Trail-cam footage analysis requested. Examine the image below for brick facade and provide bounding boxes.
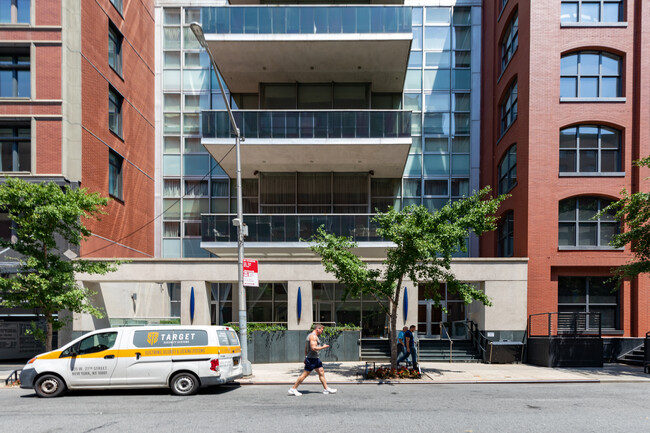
[0,1,154,258]
[481,0,650,337]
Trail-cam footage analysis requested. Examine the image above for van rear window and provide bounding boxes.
[133,330,208,348]
[216,330,229,346]
[217,330,240,346]
[226,330,239,346]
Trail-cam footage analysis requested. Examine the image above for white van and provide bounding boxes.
[20,325,243,397]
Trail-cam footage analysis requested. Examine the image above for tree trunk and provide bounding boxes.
[389,278,403,369]
[45,312,53,352]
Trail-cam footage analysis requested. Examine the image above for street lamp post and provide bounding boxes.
[190,22,252,376]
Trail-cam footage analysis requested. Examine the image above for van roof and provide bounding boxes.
[92,325,237,332]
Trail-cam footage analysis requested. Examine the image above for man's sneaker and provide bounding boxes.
[323,388,337,394]
[288,388,302,396]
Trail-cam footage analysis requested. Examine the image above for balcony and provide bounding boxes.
[201,213,393,258]
[202,110,412,177]
[199,6,412,93]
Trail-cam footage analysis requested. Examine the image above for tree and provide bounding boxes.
[600,155,650,281]
[0,178,120,352]
[310,186,506,368]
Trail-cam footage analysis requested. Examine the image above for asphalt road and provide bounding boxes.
[1,383,649,433]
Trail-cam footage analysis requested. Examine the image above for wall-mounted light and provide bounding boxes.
[131,293,137,302]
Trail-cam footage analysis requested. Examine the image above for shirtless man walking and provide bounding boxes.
[288,324,337,396]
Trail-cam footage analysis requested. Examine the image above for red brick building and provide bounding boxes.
[0,0,155,258]
[481,0,649,338]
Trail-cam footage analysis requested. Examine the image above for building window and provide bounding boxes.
[0,123,30,172]
[210,283,232,325]
[109,0,122,14]
[0,0,30,24]
[560,51,621,98]
[313,283,388,337]
[109,150,123,200]
[498,144,517,194]
[560,125,622,173]
[168,283,181,318]
[108,22,123,76]
[500,79,517,134]
[558,276,619,330]
[561,1,623,23]
[558,197,619,247]
[497,211,514,257]
[247,282,288,324]
[108,86,123,137]
[0,49,30,98]
[501,11,518,72]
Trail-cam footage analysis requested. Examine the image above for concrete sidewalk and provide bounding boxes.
[235,361,650,385]
[2,361,649,388]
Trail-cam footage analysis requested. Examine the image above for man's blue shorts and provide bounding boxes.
[304,357,323,371]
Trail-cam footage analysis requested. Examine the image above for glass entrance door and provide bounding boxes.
[417,287,469,339]
[418,300,444,338]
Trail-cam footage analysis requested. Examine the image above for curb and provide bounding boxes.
[233,379,602,386]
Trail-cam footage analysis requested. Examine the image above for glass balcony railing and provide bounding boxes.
[202,110,412,140]
[201,6,412,35]
[201,214,386,243]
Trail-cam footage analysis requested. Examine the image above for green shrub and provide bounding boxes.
[224,322,287,338]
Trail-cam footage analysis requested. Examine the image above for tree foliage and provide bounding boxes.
[0,178,120,351]
[310,186,506,367]
[600,155,650,281]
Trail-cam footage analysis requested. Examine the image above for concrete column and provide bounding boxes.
[395,280,418,329]
[287,281,312,330]
[180,281,210,325]
[482,279,527,331]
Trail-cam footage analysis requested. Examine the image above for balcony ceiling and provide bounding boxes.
[228,0,405,4]
[201,242,395,259]
[204,35,411,93]
[202,137,412,178]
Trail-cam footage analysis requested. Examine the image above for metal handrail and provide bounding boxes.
[528,312,602,338]
[464,320,488,361]
[440,322,453,363]
[643,331,650,373]
[5,369,20,386]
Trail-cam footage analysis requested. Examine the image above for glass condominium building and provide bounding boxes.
[155,0,482,259]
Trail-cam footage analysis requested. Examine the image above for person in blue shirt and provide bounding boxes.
[397,325,417,368]
[397,326,407,361]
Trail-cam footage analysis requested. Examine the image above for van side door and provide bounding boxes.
[60,331,120,387]
[113,329,172,386]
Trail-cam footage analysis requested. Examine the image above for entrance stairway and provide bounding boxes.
[360,338,481,363]
[419,339,481,362]
[617,343,645,366]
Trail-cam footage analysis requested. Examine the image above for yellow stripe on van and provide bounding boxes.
[36,351,63,360]
[70,346,241,359]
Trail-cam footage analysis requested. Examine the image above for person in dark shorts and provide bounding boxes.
[288,324,337,396]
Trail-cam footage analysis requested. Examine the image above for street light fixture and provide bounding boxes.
[190,22,251,376]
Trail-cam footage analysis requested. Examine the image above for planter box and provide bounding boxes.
[247,330,360,364]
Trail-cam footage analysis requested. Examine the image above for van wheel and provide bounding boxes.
[170,372,199,396]
[34,374,66,398]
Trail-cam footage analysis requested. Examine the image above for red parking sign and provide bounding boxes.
[243,259,259,287]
